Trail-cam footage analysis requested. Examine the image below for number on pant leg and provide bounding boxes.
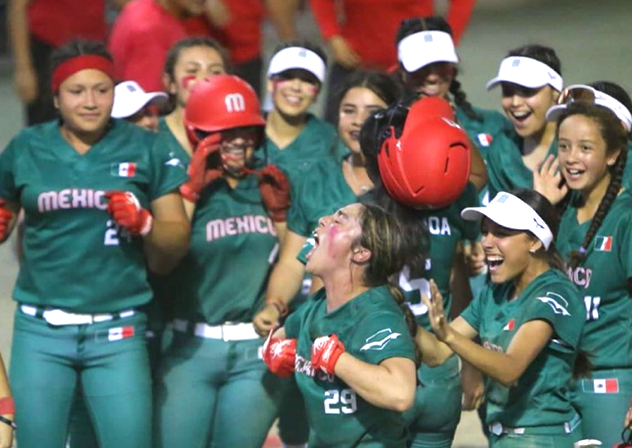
[324,389,357,415]
[584,295,601,321]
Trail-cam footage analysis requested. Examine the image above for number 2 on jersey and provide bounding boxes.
[324,389,357,415]
[104,220,131,246]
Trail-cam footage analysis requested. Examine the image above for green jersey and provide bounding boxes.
[173,172,278,324]
[287,154,359,238]
[456,106,512,161]
[486,131,557,199]
[622,141,632,190]
[557,191,632,370]
[0,120,187,312]
[262,114,339,183]
[402,183,480,327]
[157,117,191,165]
[285,286,417,448]
[461,269,584,427]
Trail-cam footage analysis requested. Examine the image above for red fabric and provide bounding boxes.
[309,0,475,70]
[27,0,107,47]
[51,55,115,92]
[219,0,265,64]
[108,0,213,92]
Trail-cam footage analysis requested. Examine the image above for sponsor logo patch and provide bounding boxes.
[360,329,401,351]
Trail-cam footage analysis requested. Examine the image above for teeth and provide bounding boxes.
[568,169,580,175]
[512,111,530,119]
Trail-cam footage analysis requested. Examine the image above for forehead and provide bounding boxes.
[341,87,387,107]
[62,69,113,87]
[177,46,224,65]
[337,203,364,219]
[558,114,603,138]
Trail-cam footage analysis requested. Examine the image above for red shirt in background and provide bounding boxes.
[218,0,265,64]
[28,0,107,46]
[310,0,476,70]
[108,0,213,92]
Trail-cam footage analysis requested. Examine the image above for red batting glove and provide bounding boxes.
[262,328,297,378]
[180,133,223,202]
[105,191,153,236]
[311,335,345,376]
[251,165,291,222]
[0,199,13,241]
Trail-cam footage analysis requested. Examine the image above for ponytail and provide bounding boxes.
[387,279,422,367]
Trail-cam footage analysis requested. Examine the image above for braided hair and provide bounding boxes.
[355,203,425,366]
[395,16,482,122]
[558,102,629,269]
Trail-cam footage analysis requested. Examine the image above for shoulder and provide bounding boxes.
[529,270,582,314]
[306,114,336,136]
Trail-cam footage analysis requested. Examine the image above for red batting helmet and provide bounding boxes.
[378,100,471,208]
[184,75,265,146]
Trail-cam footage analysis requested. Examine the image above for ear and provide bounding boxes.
[351,247,371,264]
[266,78,274,95]
[551,88,561,103]
[53,95,60,110]
[607,149,622,167]
[529,238,543,254]
[163,73,177,96]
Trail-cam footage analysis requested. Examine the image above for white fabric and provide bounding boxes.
[267,47,326,82]
[20,305,135,326]
[171,319,259,341]
[461,192,553,249]
[111,80,167,118]
[546,84,632,131]
[398,31,458,73]
[486,56,563,92]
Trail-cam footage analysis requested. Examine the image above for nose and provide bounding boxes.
[84,90,97,108]
[481,232,495,249]
[318,214,332,227]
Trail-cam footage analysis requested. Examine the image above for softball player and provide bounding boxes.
[0,40,190,448]
[484,44,563,197]
[264,202,420,448]
[419,189,585,447]
[262,41,339,182]
[535,90,632,446]
[154,75,290,448]
[395,15,510,194]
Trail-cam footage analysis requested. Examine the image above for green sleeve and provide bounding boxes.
[485,134,514,198]
[460,288,484,332]
[523,286,582,349]
[352,311,416,365]
[148,136,189,201]
[287,183,310,237]
[461,182,481,241]
[618,215,632,279]
[0,138,19,202]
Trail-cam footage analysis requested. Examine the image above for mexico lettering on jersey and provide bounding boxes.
[295,354,335,382]
[567,266,593,289]
[38,189,107,212]
[206,214,277,241]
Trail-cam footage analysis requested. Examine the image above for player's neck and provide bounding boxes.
[60,123,106,155]
[265,109,306,150]
[512,260,550,299]
[322,271,369,313]
[165,109,193,155]
[521,121,556,161]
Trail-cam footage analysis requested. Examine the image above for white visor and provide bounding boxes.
[546,84,632,132]
[398,31,459,73]
[486,56,563,92]
[111,81,167,119]
[267,47,326,83]
[461,192,553,249]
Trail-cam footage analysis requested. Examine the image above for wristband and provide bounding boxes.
[266,298,288,318]
[0,396,15,415]
[0,414,16,430]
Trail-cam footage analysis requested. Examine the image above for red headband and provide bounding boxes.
[51,55,115,92]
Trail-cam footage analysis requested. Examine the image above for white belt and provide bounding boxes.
[171,319,260,341]
[20,305,135,326]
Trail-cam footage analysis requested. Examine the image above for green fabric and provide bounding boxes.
[173,173,278,325]
[456,106,513,161]
[623,141,632,190]
[0,120,187,313]
[285,286,416,448]
[287,155,359,238]
[488,422,581,448]
[10,310,152,448]
[262,114,339,183]
[485,131,557,198]
[155,331,287,448]
[556,191,632,369]
[460,269,584,427]
[570,368,632,447]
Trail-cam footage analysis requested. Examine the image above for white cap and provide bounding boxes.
[398,31,459,73]
[546,84,632,132]
[267,47,326,83]
[486,56,563,92]
[111,81,168,119]
[461,192,553,249]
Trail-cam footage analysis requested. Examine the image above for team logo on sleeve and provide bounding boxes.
[503,318,516,331]
[360,329,401,351]
[594,235,613,252]
[111,162,137,178]
[477,133,493,147]
[536,292,571,316]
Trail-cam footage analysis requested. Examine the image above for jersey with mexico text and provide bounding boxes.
[285,286,417,448]
[461,269,584,427]
[172,168,279,325]
[0,119,187,312]
[557,191,632,370]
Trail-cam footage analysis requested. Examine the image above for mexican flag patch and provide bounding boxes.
[108,326,135,341]
[111,162,137,178]
[583,378,619,394]
[594,236,613,252]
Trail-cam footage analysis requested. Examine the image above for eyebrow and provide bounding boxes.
[336,210,349,220]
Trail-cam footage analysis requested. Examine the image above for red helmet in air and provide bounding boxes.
[378,97,471,208]
[184,75,265,146]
